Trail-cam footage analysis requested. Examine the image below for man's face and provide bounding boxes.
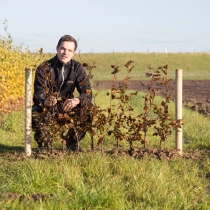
[56,41,75,64]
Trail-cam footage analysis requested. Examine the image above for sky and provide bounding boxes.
[0,0,209,53]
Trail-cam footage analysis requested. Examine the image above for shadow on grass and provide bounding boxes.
[0,144,24,153]
[183,134,210,150]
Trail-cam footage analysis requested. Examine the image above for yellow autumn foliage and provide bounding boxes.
[0,22,46,113]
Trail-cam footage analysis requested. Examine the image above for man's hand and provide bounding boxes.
[44,96,57,107]
[63,98,80,111]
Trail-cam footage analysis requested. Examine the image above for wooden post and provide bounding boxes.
[25,68,32,156]
[175,69,182,155]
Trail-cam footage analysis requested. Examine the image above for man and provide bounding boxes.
[32,35,92,152]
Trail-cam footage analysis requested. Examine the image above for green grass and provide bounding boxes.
[71,52,210,81]
[0,90,210,209]
[0,153,209,209]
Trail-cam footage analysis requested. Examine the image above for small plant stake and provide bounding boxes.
[175,69,183,155]
[25,68,32,156]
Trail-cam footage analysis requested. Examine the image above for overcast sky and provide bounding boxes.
[0,0,209,53]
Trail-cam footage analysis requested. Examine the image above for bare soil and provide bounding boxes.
[1,146,210,161]
[93,80,210,117]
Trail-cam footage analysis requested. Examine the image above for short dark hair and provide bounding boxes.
[57,35,78,51]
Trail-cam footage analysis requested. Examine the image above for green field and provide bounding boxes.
[72,52,210,80]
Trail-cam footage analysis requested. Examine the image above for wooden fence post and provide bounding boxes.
[175,69,182,155]
[25,68,32,156]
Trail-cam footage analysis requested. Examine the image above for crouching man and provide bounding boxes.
[32,35,92,152]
